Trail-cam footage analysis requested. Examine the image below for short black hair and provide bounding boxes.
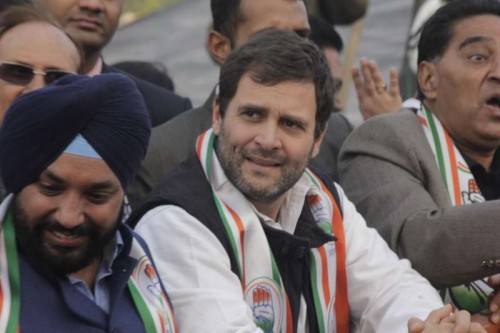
[217,28,333,139]
[417,0,500,99]
[210,0,306,45]
[210,0,242,44]
[0,0,31,13]
[308,15,343,52]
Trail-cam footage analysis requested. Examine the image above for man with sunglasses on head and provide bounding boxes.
[0,5,81,124]
[34,0,192,127]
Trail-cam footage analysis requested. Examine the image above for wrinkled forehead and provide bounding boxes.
[447,14,500,49]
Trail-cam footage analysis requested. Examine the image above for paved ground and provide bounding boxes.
[105,0,415,125]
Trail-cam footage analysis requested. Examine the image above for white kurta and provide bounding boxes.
[135,154,443,333]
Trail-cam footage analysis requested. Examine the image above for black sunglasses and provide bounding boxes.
[0,61,74,86]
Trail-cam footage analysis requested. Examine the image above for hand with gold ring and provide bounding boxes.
[352,57,402,121]
[375,82,387,94]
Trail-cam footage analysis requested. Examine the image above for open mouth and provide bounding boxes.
[46,229,87,248]
[52,230,82,240]
[486,96,500,108]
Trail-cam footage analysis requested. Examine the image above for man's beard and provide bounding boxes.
[12,198,122,276]
[215,128,309,204]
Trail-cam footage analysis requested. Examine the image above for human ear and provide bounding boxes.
[212,97,222,134]
[417,61,438,100]
[311,126,326,158]
[207,30,231,66]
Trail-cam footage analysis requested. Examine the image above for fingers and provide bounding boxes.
[408,317,426,333]
[488,293,500,323]
[253,286,272,307]
[451,310,471,333]
[351,57,387,95]
[426,304,455,325]
[351,57,403,120]
[351,66,364,94]
[367,59,386,92]
[487,274,500,288]
[388,67,401,96]
[360,57,377,89]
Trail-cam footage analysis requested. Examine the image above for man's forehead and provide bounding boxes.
[237,0,309,34]
[42,153,119,186]
[449,14,500,46]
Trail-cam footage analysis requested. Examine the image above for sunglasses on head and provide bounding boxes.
[0,61,74,86]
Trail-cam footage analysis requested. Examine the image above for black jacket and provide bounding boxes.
[103,64,192,127]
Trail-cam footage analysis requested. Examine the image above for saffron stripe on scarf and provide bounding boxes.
[417,106,490,314]
[444,131,461,205]
[225,204,247,287]
[213,197,244,282]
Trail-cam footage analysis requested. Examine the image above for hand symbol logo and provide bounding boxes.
[253,285,275,333]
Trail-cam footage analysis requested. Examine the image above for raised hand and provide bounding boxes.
[352,57,402,120]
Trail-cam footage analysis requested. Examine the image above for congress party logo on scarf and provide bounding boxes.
[0,201,177,333]
[195,129,349,333]
[417,106,490,314]
[128,242,178,333]
[244,277,283,332]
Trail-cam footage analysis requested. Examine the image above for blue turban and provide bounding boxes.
[0,73,151,193]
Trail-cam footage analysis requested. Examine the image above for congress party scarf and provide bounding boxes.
[417,106,491,314]
[0,200,177,333]
[196,129,349,333]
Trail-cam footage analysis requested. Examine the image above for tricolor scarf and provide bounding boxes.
[417,106,491,313]
[196,129,349,333]
[0,196,177,333]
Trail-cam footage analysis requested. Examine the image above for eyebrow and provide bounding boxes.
[239,104,268,114]
[41,170,117,190]
[459,36,495,50]
[239,104,309,127]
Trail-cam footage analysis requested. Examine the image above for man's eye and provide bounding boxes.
[242,111,258,117]
[282,119,299,129]
[39,184,62,196]
[469,54,487,62]
[87,192,110,204]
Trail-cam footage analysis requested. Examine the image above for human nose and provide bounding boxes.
[78,0,104,12]
[489,57,500,84]
[22,74,46,94]
[254,123,283,150]
[53,193,85,229]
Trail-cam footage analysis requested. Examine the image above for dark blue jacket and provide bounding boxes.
[19,224,153,333]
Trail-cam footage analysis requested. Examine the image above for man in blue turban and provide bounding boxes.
[0,73,177,333]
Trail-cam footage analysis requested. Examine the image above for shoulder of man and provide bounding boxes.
[126,94,214,210]
[103,64,193,127]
